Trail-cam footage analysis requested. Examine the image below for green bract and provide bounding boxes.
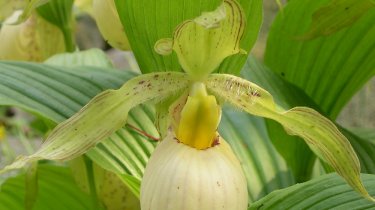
[1,0,374,204]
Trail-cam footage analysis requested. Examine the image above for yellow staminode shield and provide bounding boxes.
[177,82,221,149]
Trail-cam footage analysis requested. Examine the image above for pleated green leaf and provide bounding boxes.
[205,73,374,201]
[265,0,375,119]
[249,173,375,210]
[298,0,375,39]
[0,164,95,210]
[114,0,262,75]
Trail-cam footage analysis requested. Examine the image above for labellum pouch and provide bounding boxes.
[141,133,248,210]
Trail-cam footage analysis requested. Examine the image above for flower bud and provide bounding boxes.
[141,133,248,210]
[92,0,130,50]
[0,11,65,61]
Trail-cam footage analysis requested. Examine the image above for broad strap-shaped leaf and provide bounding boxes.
[0,164,96,210]
[298,0,375,39]
[155,0,245,80]
[265,0,375,118]
[249,173,375,210]
[115,0,262,75]
[205,74,374,201]
[0,72,189,173]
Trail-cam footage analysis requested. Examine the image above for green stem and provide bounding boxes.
[83,156,102,209]
[61,25,75,52]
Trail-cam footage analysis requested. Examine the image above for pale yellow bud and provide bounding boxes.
[0,11,66,61]
[92,0,130,50]
[141,133,248,210]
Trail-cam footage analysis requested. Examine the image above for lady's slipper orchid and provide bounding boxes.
[0,11,65,61]
[1,1,374,209]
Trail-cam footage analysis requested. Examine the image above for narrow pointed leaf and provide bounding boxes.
[249,173,375,210]
[0,71,188,173]
[205,74,374,201]
[298,0,375,39]
[114,0,262,75]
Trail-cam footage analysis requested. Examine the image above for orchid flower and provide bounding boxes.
[1,0,373,209]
